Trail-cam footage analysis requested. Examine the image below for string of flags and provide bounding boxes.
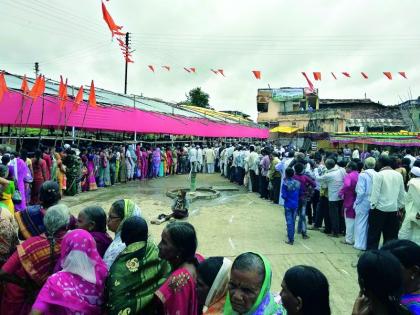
[101,2,133,63]
[0,72,97,110]
[304,71,407,81]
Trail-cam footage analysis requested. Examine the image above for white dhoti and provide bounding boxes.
[353,206,369,250]
[345,217,355,244]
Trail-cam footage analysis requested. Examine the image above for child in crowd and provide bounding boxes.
[281,167,300,245]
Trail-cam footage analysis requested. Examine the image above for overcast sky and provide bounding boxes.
[1,0,419,120]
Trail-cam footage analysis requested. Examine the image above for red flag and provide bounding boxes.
[58,76,65,99]
[218,69,225,77]
[0,72,8,102]
[190,67,196,73]
[252,70,261,79]
[383,72,392,80]
[184,67,191,73]
[162,66,170,71]
[302,72,314,92]
[398,72,407,79]
[342,72,351,78]
[21,75,29,94]
[125,57,134,63]
[72,85,84,110]
[101,2,124,37]
[148,65,155,72]
[313,72,321,81]
[361,72,368,79]
[88,80,97,108]
[117,38,125,46]
[38,76,46,97]
[331,72,337,80]
[29,76,41,99]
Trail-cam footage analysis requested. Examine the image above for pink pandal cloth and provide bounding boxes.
[32,229,108,315]
[339,170,359,219]
[155,268,198,315]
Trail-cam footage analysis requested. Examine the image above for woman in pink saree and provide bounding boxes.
[152,221,201,315]
[30,229,108,315]
[339,161,359,246]
[141,147,148,180]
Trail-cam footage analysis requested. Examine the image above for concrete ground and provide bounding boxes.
[63,173,359,314]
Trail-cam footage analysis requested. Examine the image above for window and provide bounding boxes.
[257,103,268,112]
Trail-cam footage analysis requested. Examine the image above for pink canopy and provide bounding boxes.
[0,91,268,138]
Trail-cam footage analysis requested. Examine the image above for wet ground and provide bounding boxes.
[63,173,359,314]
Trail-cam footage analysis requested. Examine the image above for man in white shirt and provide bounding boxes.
[188,145,198,173]
[352,146,360,159]
[204,146,216,174]
[367,155,406,250]
[318,159,346,237]
[196,145,203,172]
[404,149,416,168]
[246,145,259,193]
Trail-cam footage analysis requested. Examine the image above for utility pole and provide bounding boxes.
[34,62,40,77]
[124,32,131,94]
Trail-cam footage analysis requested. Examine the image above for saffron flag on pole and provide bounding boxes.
[88,80,97,108]
[21,75,29,94]
[29,76,41,100]
[59,79,68,111]
[148,65,155,72]
[361,72,369,79]
[301,72,314,92]
[0,72,8,102]
[218,69,225,77]
[73,86,84,111]
[252,70,261,79]
[383,72,392,80]
[162,66,170,71]
[398,72,407,79]
[313,72,321,81]
[189,67,196,73]
[342,72,351,78]
[101,2,124,37]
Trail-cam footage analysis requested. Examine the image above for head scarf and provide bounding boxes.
[411,166,420,177]
[33,229,108,314]
[103,199,141,269]
[224,253,280,315]
[203,258,232,312]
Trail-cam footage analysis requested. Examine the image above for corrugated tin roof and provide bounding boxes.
[346,118,407,127]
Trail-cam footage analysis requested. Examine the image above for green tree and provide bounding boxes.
[186,87,210,108]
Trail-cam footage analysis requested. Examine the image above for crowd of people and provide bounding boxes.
[0,141,419,314]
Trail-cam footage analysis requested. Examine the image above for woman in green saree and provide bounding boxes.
[224,252,283,315]
[0,165,15,215]
[105,216,171,315]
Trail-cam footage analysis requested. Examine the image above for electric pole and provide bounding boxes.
[34,62,40,77]
[124,32,130,94]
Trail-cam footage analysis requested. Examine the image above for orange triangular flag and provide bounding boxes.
[148,65,155,72]
[58,76,65,98]
[38,76,46,98]
[313,72,321,81]
[361,72,368,79]
[88,80,97,108]
[59,79,68,111]
[21,75,29,94]
[302,72,314,92]
[342,72,351,78]
[125,57,134,63]
[162,66,170,71]
[101,2,124,37]
[383,72,392,80]
[252,70,261,79]
[0,72,8,102]
[29,76,41,99]
[190,67,196,73]
[218,69,225,77]
[398,72,407,79]
[73,86,84,111]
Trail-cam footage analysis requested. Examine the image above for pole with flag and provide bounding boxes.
[78,80,96,146]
